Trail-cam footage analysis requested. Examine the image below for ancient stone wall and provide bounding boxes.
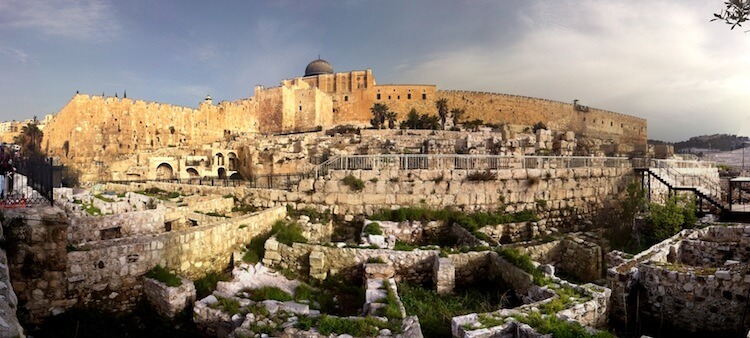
[0,224,25,337]
[6,205,284,322]
[435,90,647,146]
[262,240,437,284]
[251,167,635,222]
[521,236,603,282]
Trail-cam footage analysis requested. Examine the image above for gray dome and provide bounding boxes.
[304,58,334,77]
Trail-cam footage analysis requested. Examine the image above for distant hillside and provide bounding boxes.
[649,134,749,152]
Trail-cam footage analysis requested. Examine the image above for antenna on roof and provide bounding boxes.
[318,54,321,59]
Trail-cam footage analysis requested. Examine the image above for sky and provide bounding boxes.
[0,0,748,142]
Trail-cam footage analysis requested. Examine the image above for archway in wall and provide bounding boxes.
[186,167,200,179]
[156,163,174,180]
[229,172,241,180]
[216,153,225,166]
[218,167,227,179]
[227,152,238,171]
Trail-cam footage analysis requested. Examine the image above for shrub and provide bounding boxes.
[195,271,231,299]
[342,175,365,192]
[275,222,308,245]
[145,265,182,287]
[293,284,314,302]
[367,256,386,264]
[466,170,497,181]
[94,194,115,203]
[515,312,613,338]
[210,295,242,315]
[363,222,383,236]
[377,285,403,319]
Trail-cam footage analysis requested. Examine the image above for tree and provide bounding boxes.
[435,98,449,130]
[14,117,44,158]
[450,108,465,126]
[370,103,388,129]
[713,0,750,30]
[385,111,398,129]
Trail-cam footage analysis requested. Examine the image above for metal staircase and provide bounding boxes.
[636,160,726,212]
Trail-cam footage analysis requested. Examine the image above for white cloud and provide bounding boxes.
[401,0,750,141]
[0,0,119,40]
[0,46,31,64]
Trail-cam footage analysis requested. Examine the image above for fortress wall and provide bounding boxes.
[435,90,647,145]
[42,94,256,181]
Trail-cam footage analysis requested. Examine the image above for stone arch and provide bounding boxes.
[229,172,241,180]
[155,163,174,180]
[218,167,227,179]
[186,167,200,178]
[216,152,225,166]
[227,152,238,171]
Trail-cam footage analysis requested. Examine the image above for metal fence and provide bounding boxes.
[313,154,633,178]
[1,157,60,207]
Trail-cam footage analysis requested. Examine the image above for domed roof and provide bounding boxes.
[304,58,334,77]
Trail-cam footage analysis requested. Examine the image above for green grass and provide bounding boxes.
[83,204,102,216]
[244,286,293,302]
[275,221,308,245]
[369,207,538,235]
[496,247,551,286]
[398,282,516,338]
[363,222,383,235]
[393,240,419,251]
[317,315,389,336]
[286,206,332,224]
[367,256,386,264]
[294,284,315,302]
[194,270,231,299]
[210,295,242,315]
[145,265,182,287]
[376,284,403,319]
[514,312,613,338]
[94,194,115,203]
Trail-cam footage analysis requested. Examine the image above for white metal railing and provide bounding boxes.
[313,154,633,178]
[646,159,724,206]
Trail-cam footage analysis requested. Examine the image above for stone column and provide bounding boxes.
[433,256,455,294]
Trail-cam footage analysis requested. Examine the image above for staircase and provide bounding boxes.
[637,160,727,212]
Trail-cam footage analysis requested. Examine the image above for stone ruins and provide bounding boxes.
[0,60,743,338]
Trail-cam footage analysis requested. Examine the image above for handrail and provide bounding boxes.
[312,154,633,178]
[646,159,725,208]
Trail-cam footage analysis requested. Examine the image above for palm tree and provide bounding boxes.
[451,108,465,126]
[370,103,388,129]
[435,98,449,130]
[14,117,44,158]
[385,111,398,129]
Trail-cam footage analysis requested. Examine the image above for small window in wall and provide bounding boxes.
[397,95,400,100]
[344,96,349,102]
[388,95,391,100]
[610,121,613,126]
[299,106,302,111]
[407,93,411,99]
[377,94,381,100]
[583,117,586,122]
[422,93,427,100]
[621,123,624,128]
[164,221,173,232]
[101,227,122,240]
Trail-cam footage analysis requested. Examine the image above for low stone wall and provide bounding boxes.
[6,205,285,322]
[607,226,750,335]
[263,240,438,284]
[521,235,603,282]
[68,209,166,244]
[143,276,196,319]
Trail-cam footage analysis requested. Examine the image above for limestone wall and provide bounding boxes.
[0,224,25,337]
[262,240,437,284]
[6,206,284,322]
[435,90,647,146]
[68,209,166,244]
[521,236,603,282]
[251,167,635,223]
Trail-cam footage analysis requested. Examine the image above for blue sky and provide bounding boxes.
[0,0,748,142]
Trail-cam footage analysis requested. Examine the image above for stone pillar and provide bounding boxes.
[309,251,326,281]
[261,238,281,266]
[143,277,196,319]
[433,256,455,294]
